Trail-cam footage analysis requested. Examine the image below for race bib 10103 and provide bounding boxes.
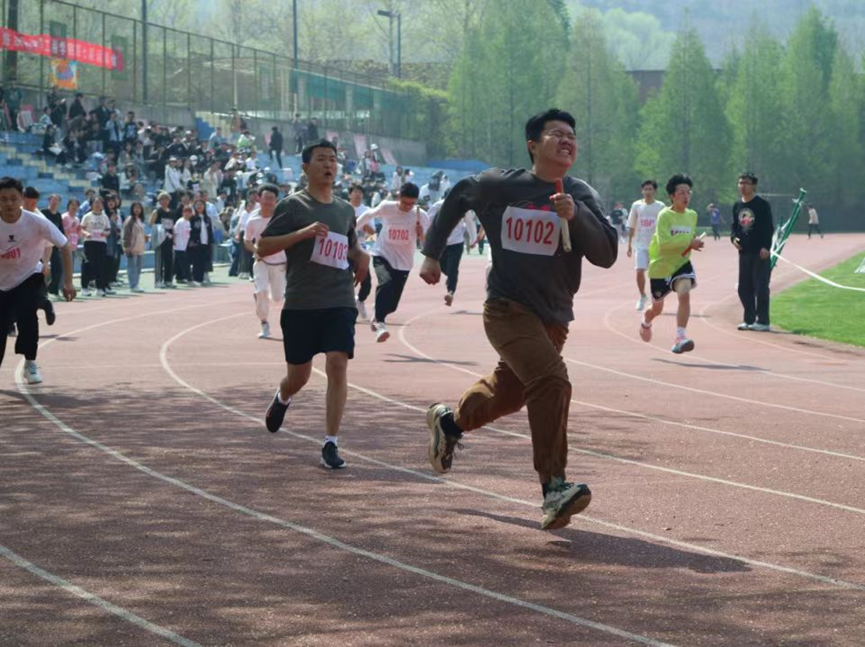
[500,206,560,256]
[310,231,349,270]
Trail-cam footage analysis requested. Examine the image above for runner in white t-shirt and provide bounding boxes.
[428,197,477,307]
[0,177,76,385]
[356,182,429,342]
[244,184,286,339]
[627,180,665,311]
[348,183,373,320]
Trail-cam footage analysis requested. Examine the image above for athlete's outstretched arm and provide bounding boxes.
[569,190,618,268]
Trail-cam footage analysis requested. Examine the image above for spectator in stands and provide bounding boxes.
[203,159,223,197]
[132,140,146,177]
[220,167,239,204]
[63,125,86,166]
[208,126,224,151]
[122,201,148,292]
[103,192,124,287]
[307,117,319,142]
[80,189,97,215]
[189,198,213,286]
[42,125,67,166]
[95,97,112,149]
[123,112,137,146]
[80,197,112,296]
[164,157,184,203]
[5,84,22,131]
[106,112,123,156]
[173,205,193,285]
[292,113,305,153]
[36,107,53,133]
[419,171,445,207]
[67,92,86,125]
[102,163,120,194]
[269,126,283,169]
[150,191,176,288]
[237,130,254,152]
[62,198,82,268]
[47,89,67,129]
[86,110,102,153]
[120,164,138,196]
[41,194,64,297]
[166,134,187,160]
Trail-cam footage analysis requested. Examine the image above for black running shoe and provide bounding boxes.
[427,403,462,473]
[540,478,592,530]
[43,299,56,326]
[321,441,346,469]
[265,392,290,433]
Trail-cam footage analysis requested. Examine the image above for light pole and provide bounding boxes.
[142,0,148,104]
[376,9,401,78]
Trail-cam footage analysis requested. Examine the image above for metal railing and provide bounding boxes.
[1,0,420,138]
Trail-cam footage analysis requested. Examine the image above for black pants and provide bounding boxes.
[107,252,120,285]
[0,273,43,367]
[357,271,372,302]
[174,250,189,282]
[808,224,822,238]
[270,148,283,168]
[160,240,174,284]
[738,253,772,325]
[82,241,108,290]
[711,224,721,240]
[441,243,464,294]
[190,245,207,282]
[48,246,62,295]
[373,256,409,323]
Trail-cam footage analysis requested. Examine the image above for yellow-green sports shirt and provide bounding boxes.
[648,207,697,278]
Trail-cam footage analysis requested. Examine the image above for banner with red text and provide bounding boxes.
[0,27,125,71]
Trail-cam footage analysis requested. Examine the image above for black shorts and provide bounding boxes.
[280,307,357,365]
[650,261,697,302]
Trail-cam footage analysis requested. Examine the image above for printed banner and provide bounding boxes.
[0,27,125,71]
[49,58,78,90]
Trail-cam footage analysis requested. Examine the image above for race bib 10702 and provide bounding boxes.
[500,206,560,256]
[310,231,349,270]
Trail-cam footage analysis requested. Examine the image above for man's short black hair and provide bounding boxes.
[641,179,658,190]
[399,182,420,199]
[738,172,758,185]
[301,139,338,164]
[524,109,576,162]
[257,183,279,199]
[0,177,24,193]
[23,186,40,199]
[349,183,365,194]
[665,174,693,196]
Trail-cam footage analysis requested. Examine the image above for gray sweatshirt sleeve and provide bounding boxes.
[421,175,483,260]
[567,180,618,269]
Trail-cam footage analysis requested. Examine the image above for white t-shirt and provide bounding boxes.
[80,211,111,244]
[358,200,429,272]
[428,199,478,247]
[627,200,665,250]
[244,214,286,264]
[0,209,67,291]
[236,205,259,236]
[174,219,191,251]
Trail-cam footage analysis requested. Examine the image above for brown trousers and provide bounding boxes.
[454,298,571,484]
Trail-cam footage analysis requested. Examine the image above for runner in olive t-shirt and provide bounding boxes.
[419,109,619,531]
[257,140,370,470]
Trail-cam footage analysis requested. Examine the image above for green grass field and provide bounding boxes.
[773,252,865,348]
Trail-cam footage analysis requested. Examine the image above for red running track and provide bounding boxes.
[2,233,864,646]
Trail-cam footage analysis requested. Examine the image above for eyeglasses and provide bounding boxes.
[543,130,577,142]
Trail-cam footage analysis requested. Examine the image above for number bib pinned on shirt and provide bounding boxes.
[385,226,412,243]
[310,231,350,270]
[501,206,561,256]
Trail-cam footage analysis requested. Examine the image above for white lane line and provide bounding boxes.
[602,274,865,394]
[157,312,865,594]
[562,356,865,425]
[14,349,675,647]
[397,309,865,515]
[0,543,202,647]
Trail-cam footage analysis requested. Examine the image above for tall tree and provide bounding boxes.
[446,0,566,166]
[635,25,731,202]
[556,9,640,199]
[723,18,787,196]
[827,45,862,209]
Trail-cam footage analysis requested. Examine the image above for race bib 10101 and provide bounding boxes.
[310,231,349,270]
[500,206,560,256]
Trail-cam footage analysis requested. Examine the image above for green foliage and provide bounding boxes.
[388,79,449,158]
[635,26,732,203]
[556,9,639,198]
[446,0,566,167]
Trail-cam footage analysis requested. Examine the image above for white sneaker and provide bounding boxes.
[258,321,271,339]
[737,322,751,331]
[24,360,43,385]
[444,292,454,307]
[104,288,117,295]
[99,289,108,297]
[155,281,164,289]
[750,323,771,332]
[635,295,648,311]
[81,288,93,297]
[131,287,145,293]
[189,281,201,287]
[356,298,368,321]
[374,321,390,343]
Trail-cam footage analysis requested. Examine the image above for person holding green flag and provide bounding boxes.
[639,174,705,354]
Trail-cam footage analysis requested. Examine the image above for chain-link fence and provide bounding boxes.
[1,0,418,138]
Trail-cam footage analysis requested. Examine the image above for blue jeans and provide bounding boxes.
[229,239,240,276]
[126,254,143,289]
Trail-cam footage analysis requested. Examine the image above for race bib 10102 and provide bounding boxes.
[310,231,349,270]
[500,206,560,256]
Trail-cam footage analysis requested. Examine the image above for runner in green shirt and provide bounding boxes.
[639,174,705,354]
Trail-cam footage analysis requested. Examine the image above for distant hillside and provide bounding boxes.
[568,0,865,66]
